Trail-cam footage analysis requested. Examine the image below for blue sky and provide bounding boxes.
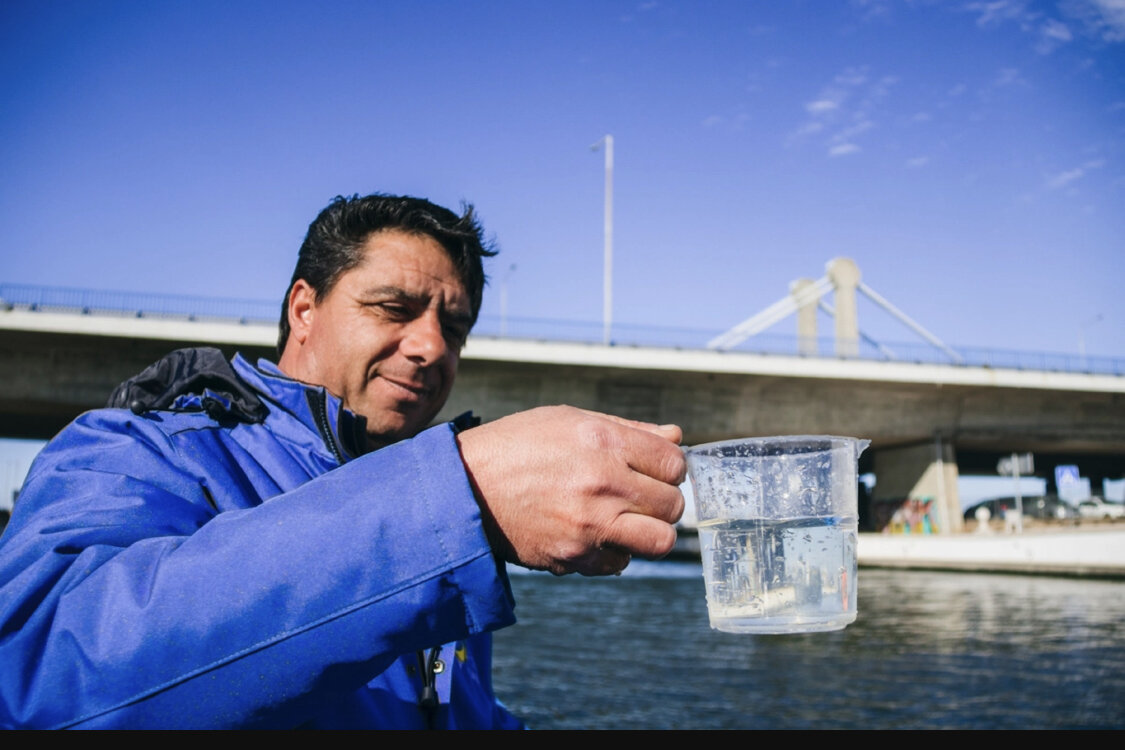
[2,0,1123,357]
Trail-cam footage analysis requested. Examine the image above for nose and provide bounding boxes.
[400,310,448,365]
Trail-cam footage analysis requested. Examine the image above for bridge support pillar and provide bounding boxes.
[871,436,963,534]
[790,278,819,356]
[827,257,860,358]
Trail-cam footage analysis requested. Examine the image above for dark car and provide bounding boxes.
[1023,495,1078,520]
[963,497,1017,521]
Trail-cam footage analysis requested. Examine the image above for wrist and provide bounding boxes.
[454,429,515,567]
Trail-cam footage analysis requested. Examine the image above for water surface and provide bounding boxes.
[492,562,1125,729]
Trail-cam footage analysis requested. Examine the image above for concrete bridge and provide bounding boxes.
[2,300,1123,536]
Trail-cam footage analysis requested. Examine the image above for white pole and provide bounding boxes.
[934,433,949,535]
[1012,453,1024,534]
[499,263,516,338]
[591,135,614,345]
[1079,313,1102,368]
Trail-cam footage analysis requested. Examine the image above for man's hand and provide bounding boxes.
[454,405,686,576]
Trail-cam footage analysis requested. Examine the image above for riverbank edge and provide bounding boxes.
[856,526,1125,579]
[669,526,1125,580]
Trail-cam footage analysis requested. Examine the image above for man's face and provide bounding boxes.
[283,229,472,449]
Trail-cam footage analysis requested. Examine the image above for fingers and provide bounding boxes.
[568,514,680,576]
[573,407,683,445]
[594,465,685,526]
[602,512,680,562]
[574,410,687,489]
[622,428,687,488]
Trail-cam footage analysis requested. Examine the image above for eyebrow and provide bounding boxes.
[360,285,423,303]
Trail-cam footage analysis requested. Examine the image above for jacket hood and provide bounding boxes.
[107,347,269,424]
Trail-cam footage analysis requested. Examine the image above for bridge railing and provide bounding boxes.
[0,283,278,324]
[2,283,1122,376]
[469,315,1125,376]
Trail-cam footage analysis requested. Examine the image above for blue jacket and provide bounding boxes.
[0,353,524,729]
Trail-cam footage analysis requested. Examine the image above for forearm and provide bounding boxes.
[0,421,514,729]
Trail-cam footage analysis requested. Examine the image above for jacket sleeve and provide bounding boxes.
[0,413,516,729]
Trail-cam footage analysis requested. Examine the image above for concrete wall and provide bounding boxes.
[0,326,274,439]
[871,440,962,534]
[434,356,1125,456]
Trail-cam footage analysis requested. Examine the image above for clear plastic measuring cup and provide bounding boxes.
[684,435,870,634]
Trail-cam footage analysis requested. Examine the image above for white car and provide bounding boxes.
[1076,497,1125,520]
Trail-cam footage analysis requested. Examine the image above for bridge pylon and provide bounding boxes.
[707,257,963,364]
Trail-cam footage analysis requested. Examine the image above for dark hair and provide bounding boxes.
[278,193,497,355]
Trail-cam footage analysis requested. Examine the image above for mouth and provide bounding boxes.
[380,375,435,402]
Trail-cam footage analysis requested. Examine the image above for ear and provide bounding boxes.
[287,279,317,346]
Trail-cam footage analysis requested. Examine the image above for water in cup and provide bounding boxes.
[685,436,869,634]
[698,516,857,632]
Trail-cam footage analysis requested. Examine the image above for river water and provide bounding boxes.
[491,561,1125,730]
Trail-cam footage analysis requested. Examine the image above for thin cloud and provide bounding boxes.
[831,119,875,144]
[1045,158,1106,189]
[791,65,890,157]
[1090,0,1125,40]
[906,156,930,168]
[1036,18,1074,52]
[1042,18,1074,40]
[791,121,824,139]
[1048,167,1086,189]
[994,67,1027,87]
[938,84,967,110]
[972,67,1029,105]
[836,68,869,87]
[965,0,1036,29]
[801,66,868,119]
[701,113,750,131]
[1062,0,1125,42]
[850,0,895,21]
[963,0,1125,45]
[806,99,840,114]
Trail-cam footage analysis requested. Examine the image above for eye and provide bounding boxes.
[444,323,469,347]
[377,302,412,319]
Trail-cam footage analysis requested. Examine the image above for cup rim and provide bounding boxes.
[683,434,869,456]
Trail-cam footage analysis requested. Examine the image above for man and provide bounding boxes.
[0,193,686,729]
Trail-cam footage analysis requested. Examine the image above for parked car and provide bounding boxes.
[963,496,1077,522]
[1024,495,1079,521]
[1076,497,1125,520]
[963,498,1009,522]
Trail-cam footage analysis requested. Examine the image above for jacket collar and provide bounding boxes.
[232,354,369,461]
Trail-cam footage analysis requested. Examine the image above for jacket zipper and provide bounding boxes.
[312,388,444,726]
[310,390,346,465]
[418,646,443,729]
